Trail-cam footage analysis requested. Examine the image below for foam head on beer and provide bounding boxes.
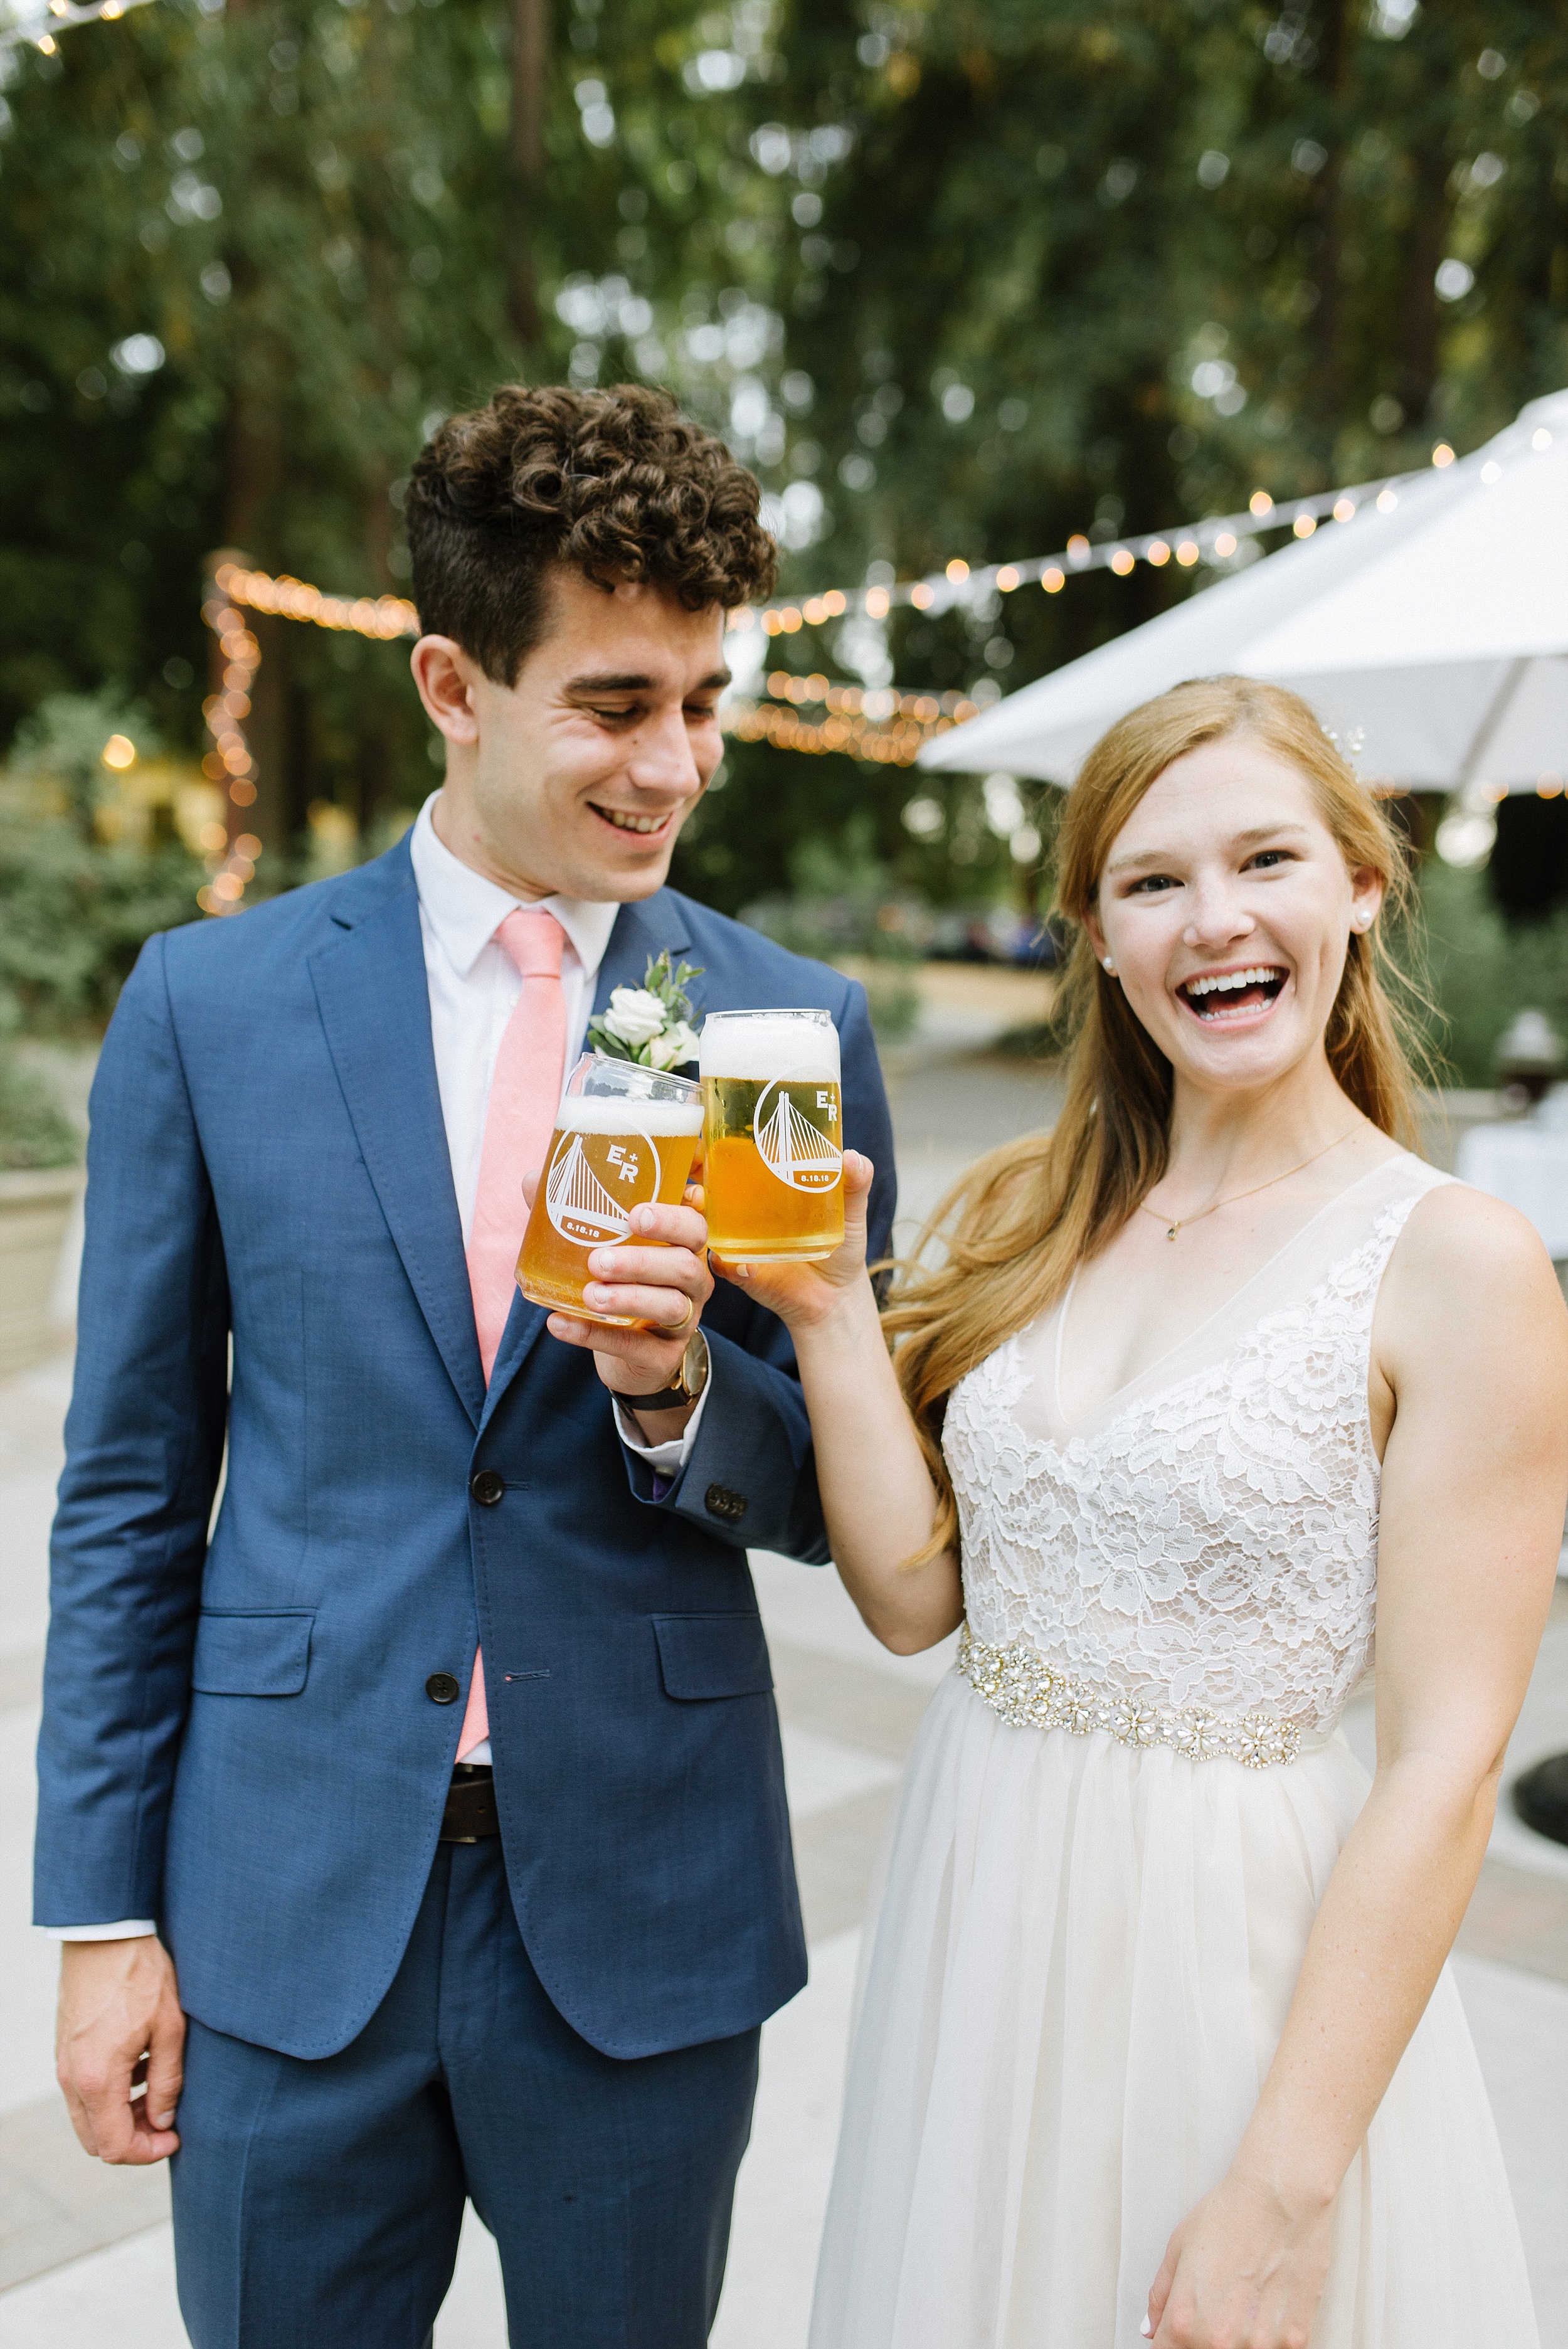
[697,1009,842,1088]
[699,1008,845,1263]
[517,1056,702,1328]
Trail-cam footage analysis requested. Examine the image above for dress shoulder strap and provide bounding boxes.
[1279,1153,1453,1336]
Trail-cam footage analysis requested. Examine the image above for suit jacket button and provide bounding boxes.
[470,1470,505,1506]
[426,1672,461,1705]
[704,1483,748,1524]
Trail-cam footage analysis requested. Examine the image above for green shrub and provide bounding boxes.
[1,692,204,1037]
[1419,859,1568,1088]
[741,814,923,1042]
[0,1051,80,1171]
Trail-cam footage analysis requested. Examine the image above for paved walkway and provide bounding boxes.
[4,1046,1567,2343]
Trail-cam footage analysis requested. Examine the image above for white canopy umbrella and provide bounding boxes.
[920,387,1568,792]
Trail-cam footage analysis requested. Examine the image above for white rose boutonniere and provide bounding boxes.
[647,1020,700,1071]
[588,952,704,1071]
[599,989,666,1050]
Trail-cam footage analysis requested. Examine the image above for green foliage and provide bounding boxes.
[0,691,203,1034]
[3,0,1567,926]
[0,0,791,839]
[671,738,1038,917]
[1419,857,1568,1087]
[736,812,922,1038]
[0,782,204,1032]
[0,1051,81,1170]
[9,687,161,827]
[734,0,1568,720]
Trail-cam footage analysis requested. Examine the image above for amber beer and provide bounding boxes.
[700,1009,844,1263]
[516,1056,702,1328]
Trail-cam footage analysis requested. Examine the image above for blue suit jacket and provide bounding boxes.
[33,837,896,2061]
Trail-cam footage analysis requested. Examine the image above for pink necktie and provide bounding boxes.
[457,907,567,1762]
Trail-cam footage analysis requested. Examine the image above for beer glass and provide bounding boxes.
[516,1055,703,1327]
[699,1008,845,1262]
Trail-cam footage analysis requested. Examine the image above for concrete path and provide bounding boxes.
[5,1045,1568,2343]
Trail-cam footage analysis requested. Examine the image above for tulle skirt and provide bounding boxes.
[808,1670,1537,2349]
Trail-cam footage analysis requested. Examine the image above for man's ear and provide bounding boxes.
[410,637,481,747]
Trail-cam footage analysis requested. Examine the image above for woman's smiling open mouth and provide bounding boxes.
[1175,964,1288,1022]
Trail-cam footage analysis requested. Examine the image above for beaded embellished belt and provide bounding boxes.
[956,1624,1306,1770]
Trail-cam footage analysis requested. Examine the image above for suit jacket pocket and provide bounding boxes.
[191,1609,315,1697]
[652,1612,773,1701]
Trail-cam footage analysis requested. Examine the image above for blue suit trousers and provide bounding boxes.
[169,1838,761,2347]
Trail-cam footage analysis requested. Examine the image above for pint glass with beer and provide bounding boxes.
[699,1008,845,1262]
[516,1055,703,1327]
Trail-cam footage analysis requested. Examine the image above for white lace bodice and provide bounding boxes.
[943,1155,1453,1737]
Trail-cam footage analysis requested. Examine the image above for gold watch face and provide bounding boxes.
[681,1330,709,1399]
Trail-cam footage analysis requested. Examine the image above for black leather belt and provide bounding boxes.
[440,1763,499,1843]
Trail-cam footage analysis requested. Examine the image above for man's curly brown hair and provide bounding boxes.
[405,383,778,684]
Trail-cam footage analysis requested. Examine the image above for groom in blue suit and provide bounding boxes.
[36,383,895,2344]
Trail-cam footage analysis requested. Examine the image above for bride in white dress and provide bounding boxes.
[717,677,1568,2348]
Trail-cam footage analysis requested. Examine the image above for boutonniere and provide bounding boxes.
[587,950,704,1071]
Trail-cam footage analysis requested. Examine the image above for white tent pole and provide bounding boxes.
[1454,656,1530,789]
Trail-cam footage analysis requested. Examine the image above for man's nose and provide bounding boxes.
[625,706,705,798]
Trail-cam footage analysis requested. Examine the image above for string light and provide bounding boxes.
[197,588,265,915]
[213,562,418,640]
[728,679,976,766]
[724,456,1471,635]
[198,419,1519,874]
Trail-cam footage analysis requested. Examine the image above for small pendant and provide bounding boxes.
[1166,1224,1180,1241]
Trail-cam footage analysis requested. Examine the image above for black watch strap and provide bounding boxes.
[620,1382,687,1408]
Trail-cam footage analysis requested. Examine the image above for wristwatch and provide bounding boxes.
[620,1329,710,1413]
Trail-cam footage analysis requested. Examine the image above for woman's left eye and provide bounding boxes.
[1246,849,1293,871]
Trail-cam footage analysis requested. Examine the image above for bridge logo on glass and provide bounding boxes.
[546,1124,659,1248]
[754,1072,843,1194]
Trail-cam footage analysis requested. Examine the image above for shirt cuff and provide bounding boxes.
[43,1920,158,1941]
[615,1363,714,1473]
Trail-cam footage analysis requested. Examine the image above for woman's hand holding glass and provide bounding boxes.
[707,1150,878,1331]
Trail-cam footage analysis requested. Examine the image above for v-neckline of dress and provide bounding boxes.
[1049,1159,1394,1435]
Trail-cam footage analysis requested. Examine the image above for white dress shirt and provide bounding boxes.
[51,795,709,1938]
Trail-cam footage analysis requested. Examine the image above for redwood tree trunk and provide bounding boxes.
[1397,142,1451,428]
[506,0,549,351]
[1306,0,1350,457]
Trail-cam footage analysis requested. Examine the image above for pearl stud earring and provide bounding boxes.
[1103,957,1116,973]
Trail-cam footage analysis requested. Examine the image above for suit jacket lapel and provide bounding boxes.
[588,891,697,1026]
[309,846,487,1429]
[480,889,697,1423]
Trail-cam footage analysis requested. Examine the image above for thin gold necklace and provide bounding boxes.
[1139,1123,1364,1241]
